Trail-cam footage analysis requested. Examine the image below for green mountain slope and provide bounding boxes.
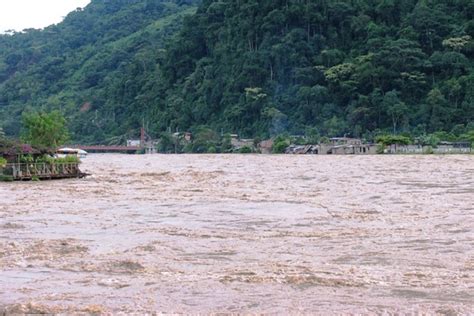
[0,0,198,143]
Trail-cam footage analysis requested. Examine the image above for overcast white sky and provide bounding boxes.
[0,0,91,33]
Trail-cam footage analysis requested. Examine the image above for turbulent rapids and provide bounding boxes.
[0,154,473,313]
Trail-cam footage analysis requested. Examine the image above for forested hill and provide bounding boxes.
[0,0,199,143]
[161,0,474,139]
[1,0,473,143]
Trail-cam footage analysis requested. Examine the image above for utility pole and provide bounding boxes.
[140,118,145,148]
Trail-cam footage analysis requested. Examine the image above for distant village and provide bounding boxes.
[284,137,472,155]
[123,131,472,155]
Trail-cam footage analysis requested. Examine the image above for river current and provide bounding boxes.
[0,154,473,313]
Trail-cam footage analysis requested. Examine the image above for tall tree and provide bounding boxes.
[21,111,69,148]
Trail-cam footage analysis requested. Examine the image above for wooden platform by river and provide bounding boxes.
[1,163,86,181]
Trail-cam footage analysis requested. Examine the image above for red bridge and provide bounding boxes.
[76,145,142,153]
[75,128,153,153]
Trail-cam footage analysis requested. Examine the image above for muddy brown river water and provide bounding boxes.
[0,154,473,314]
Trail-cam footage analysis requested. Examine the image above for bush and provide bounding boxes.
[305,127,320,144]
[423,146,434,154]
[417,134,440,147]
[34,153,80,164]
[0,175,14,182]
[191,126,220,153]
[272,136,290,153]
[20,155,34,164]
[292,136,307,145]
[182,143,192,153]
[36,154,80,164]
[0,157,6,168]
[432,131,456,142]
[54,155,81,164]
[207,146,217,153]
[460,130,474,147]
[320,136,330,144]
[239,146,252,154]
[376,144,385,154]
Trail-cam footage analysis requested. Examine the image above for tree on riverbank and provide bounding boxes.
[21,111,69,149]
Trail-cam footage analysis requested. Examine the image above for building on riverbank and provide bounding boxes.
[435,141,472,154]
[231,135,255,151]
[286,137,378,155]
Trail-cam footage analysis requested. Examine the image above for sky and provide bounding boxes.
[0,0,91,33]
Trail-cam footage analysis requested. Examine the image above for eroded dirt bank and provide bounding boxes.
[1,154,473,314]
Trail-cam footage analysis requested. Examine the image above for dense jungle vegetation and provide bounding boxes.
[0,0,199,143]
[0,0,473,144]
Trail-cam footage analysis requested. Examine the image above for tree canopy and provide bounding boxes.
[159,0,474,139]
[0,0,473,143]
[21,111,69,149]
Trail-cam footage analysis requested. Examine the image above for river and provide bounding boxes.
[1,154,473,313]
